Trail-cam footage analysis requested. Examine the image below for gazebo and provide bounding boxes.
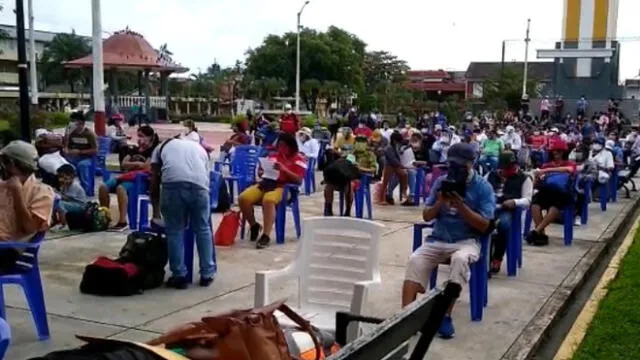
[64,28,189,122]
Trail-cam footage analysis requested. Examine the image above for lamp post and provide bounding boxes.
[295,0,310,113]
[27,0,37,106]
[522,18,531,100]
[15,0,30,141]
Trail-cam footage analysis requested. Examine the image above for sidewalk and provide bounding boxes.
[6,178,640,359]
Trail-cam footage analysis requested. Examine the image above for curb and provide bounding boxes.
[500,194,640,360]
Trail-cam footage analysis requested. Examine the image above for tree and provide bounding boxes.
[244,26,366,107]
[482,67,540,111]
[40,31,91,92]
[360,51,410,113]
[157,43,173,63]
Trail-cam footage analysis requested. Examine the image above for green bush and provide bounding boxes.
[50,112,70,127]
[302,114,318,128]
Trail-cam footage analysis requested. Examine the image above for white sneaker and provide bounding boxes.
[574,218,581,226]
[50,224,69,232]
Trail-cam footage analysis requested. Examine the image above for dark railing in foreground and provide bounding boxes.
[329,286,457,360]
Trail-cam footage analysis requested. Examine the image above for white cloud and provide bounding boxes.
[0,0,638,79]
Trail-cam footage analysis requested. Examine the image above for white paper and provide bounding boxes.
[400,147,416,168]
[259,157,280,180]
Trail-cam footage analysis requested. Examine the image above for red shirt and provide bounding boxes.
[529,135,547,149]
[542,160,576,173]
[354,126,373,138]
[267,152,307,184]
[279,113,300,135]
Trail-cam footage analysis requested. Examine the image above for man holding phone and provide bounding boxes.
[402,143,496,339]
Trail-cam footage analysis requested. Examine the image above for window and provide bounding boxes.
[472,83,484,98]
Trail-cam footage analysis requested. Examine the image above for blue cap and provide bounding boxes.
[447,143,476,165]
[594,136,606,145]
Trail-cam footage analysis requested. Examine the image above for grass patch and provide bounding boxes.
[573,227,640,359]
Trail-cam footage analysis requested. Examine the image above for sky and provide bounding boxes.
[1,0,639,79]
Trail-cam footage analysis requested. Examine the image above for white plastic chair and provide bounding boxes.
[254,216,385,341]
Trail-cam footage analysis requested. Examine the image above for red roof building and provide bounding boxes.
[405,69,466,98]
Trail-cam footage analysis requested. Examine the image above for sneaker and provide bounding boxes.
[256,234,271,249]
[533,233,549,246]
[166,276,189,290]
[249,223,262,242]
[151,218,165,228]
[109,222,128,232]
[490,260,502,274]
[438,315,455,339]
[574,218,582,226]
[401,199,415,206]
[525,230,539,245]
[199,276,214,287]
[50,224,68,232]
[385,195,395,205]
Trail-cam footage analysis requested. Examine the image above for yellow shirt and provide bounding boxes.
[0,175,54,241]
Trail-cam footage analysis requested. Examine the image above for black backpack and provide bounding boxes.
[79,232,168,296]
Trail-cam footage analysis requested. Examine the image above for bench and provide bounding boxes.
[328,286,457,360]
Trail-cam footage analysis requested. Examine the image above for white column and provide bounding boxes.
[27,0,38,105]
[91,0,106,135]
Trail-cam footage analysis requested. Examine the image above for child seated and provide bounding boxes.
[51,164,87,231]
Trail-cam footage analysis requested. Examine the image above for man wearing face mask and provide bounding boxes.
[403,143,495,339]
[501,125,522,152]
[588,137,614,192]
[485,151,533,273]
[63,111,97,193]
[0,141,55,270]
[279,104,300,135]
[296,127,320,159]
[479,130,503,171]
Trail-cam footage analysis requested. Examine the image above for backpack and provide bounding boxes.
[79,232,168,296]
[213,172,231,213]
[66,202,111,232]
[323,158,361,188]
[541,172,572,192]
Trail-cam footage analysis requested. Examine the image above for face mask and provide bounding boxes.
[447,163,470,184]
[592,144,603,152]
[358,124,365,128]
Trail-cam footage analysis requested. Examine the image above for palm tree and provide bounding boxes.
[157,43,173,63]
[40,30,91,92]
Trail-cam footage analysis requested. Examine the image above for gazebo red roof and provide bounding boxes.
[64,29,188,73]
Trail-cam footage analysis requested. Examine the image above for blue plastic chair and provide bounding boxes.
[240,183,302,244]
[505,206,525,277]
[103,171,149,230]
[0,317,10,359]
[599,180,609,211]
[95,136,112,178]
[412,223,490,322]
[219,145,261,202]
[0,232,49,340]
[609,166,619,202]
[413,166,430,205]
[338,174,373,219]
[523,203,575,246]
[303,157,317,195]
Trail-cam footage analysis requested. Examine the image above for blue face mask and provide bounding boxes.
[447,163,470,184]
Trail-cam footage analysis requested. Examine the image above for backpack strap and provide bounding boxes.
[155,138,175,169]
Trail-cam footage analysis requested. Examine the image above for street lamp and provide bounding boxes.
[295,0,310,113]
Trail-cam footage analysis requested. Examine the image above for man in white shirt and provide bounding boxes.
[447,126,461,145]
[589,137,614,184]
[296,127,320,159]
[150,138,214,289]
[500,126,522,151]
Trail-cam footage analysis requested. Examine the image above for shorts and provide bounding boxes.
[103,178,136,193]
[405,239,480,289]
[58,200,85,214]
[239,184,284,205]
[532,187,572,210]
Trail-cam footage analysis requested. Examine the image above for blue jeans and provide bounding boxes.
[492,210,513,261]
[161,182,215,279]
[479,155,498,172]
[67,157,93,194]
[387,168,417,198]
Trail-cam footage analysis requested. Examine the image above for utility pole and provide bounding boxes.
[522,18,531,99]
[15,0,30,141]
[28,0,37,106]
[91,0,105,136]
[295,0,310,112]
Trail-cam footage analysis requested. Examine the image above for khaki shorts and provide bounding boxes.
[405,239,480,289]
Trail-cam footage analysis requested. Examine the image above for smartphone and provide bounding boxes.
[440,179,466,198]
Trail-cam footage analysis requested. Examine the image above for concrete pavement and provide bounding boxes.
[6,176,640,359]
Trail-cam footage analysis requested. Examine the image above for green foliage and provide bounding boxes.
[302,114,318,128]
[40,31,91,92]
[4,111,70,137]
[482,67,540,112]
[358,51,410,114]
[573,228,640,360]
[244,26,366,110]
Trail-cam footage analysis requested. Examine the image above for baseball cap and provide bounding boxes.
[0,140,38,170]
[498,151,517,169]
[447,143,475,165]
